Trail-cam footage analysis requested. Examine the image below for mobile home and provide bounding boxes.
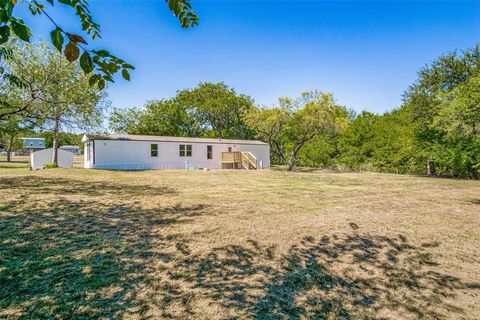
[18,137,45,155]
[82,134,270,170]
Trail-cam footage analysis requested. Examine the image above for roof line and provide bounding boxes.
[91,138,265,145]
[82,134,268,145]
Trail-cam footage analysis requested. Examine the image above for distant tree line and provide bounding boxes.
[333,45,480,178]
[110,45,480,177]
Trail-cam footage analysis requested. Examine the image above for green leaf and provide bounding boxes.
[75,5,84,15]
[102,73,114,82]
[107,62,119,73]
[88,74,101,86]
[80,51,94,74]
[98,78,106,90]
[121,69,130,81]
[11,20,31,42]
[4,74,26,88]
[0,25,10,44]
[3,1,14,20]
[122,63,135,70]
[50,28,63,52]
[92,49,109,57]
[64,41,80,62]
[165,0,198,28]
[66,33,87,45]
[0,12,8,23]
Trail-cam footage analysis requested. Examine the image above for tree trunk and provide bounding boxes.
[426,159,433,176]
[214,127,222,139]
[287,151,297,171]
[271,140,286,164]
[52,115,60,166]
[6,136,13,162]
[287,142,306,171]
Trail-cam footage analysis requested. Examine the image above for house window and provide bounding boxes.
[228,147,232,152]
[207,145,212,159]
[179,144,192,157]
[151,144,158,157]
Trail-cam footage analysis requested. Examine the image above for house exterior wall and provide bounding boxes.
[84,139,270,170]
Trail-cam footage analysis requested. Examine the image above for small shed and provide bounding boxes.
[31,148,74,170]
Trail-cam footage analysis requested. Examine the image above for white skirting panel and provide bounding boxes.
[93,161,222,170]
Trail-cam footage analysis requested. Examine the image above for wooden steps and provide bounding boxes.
[221,151,257,169]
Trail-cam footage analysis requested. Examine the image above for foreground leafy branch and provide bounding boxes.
[0,0,198,90]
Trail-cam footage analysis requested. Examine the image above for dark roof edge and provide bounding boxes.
[82,134,268,145]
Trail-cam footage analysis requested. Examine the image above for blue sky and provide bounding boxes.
[17,1,480,113]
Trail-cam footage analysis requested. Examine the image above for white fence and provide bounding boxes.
[31,148,74,169]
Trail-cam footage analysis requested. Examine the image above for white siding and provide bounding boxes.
[85,140,270,170]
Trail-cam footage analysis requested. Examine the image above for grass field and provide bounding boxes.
[0,156,29,169]
[1,166,479,319]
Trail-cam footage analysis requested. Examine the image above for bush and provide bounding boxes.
[43,162,58,169]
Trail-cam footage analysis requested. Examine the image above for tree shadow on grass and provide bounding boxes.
[468,198,480,205]
[0,195,207,319]
[170,226,479,319]
[0,162,28,169]
[1,175,479,318]
[269,166,343,174]
[0,175,175,196]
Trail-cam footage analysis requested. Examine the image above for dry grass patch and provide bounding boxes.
[0,167,479,319]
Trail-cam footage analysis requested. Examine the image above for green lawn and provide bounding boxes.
[1,167,479,319]
[0,156,29,169]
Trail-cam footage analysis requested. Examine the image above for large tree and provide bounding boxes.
[337,111,378,170]
[0,115,28,162]
[403,45,480,177]
[108,107,143,135]
[109,82,255,140]
[244,107,289,163]
[282,92,347,171]
[447,73,480,135]
[1,40,106,165]
[175,82,255,139]
[0,46,45,121]
[110,99,206,137]
[246,91,347,171]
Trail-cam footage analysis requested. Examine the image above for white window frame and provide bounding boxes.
[180,144,192,157]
